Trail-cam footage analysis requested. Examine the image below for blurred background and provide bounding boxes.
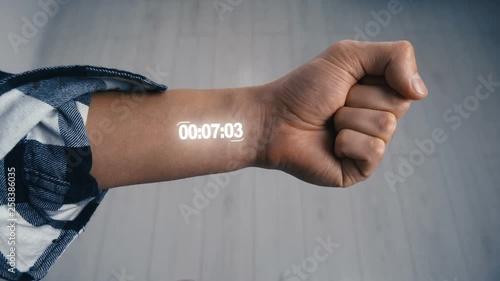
[1,0,499,280]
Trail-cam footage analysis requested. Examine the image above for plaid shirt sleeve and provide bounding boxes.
[0,65,167,281]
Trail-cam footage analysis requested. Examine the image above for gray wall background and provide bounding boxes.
[1,0,499,280]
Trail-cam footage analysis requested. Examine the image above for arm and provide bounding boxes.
[87,85,272,189]
[87,40,428,189]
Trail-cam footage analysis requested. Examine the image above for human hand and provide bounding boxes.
[259,40,428,187]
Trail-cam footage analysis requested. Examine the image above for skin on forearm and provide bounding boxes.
[86,85,272,189]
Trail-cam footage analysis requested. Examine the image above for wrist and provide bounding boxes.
[242,83,277,169]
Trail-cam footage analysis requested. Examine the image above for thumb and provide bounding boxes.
[319,40,428,100]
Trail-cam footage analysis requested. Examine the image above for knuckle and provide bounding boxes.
[395,98,411,114]
[336,129,350,147]
[378,112,397,134]
[336,39,354,47]
[326,40,362,79]
[332,40,356,54]
[359,168,373,179]
[397,40,415,56]
[369,137,386,157]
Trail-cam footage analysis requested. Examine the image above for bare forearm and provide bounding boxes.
[86,85,271,189]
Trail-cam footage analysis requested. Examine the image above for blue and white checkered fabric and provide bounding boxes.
[0,65,166,281]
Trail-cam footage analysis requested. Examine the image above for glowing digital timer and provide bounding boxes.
[177,121,244,142]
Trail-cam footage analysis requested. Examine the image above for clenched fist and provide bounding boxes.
[258,40,428,187]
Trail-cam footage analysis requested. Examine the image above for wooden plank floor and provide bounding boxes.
[1,0,499,280]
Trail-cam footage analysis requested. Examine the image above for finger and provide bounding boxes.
[334,107,397,143]
[345,84,411,119]
[319,40,428,100]
[335,129,385,177]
